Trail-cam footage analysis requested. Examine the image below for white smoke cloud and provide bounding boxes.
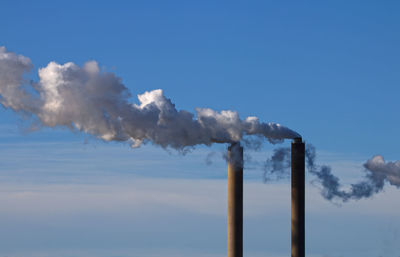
[0,47,300,150]
[364,155,400,187]
[0,46,36,112]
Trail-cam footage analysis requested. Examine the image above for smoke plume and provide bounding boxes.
[264,144,400,201]
[0,47,300,150]
[264,147,291,181]
[3,47,398,201]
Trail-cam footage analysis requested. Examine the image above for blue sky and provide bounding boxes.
[1,1,400,257]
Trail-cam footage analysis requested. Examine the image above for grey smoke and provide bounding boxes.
[0,46,300,150]
[364,155,400,187]
[208,149,258,169]
[264,147,291,181]
[205,151,218,166]
[264,144,400,201]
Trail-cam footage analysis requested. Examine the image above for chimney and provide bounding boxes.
[291,137,305,257]
[228,142,243,257]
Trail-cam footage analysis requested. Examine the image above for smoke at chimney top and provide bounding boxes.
[264,144,400,202]
[0,46,299,150]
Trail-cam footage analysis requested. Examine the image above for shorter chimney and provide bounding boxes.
[227,142,243,257]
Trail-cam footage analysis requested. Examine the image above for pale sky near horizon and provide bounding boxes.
[1,1,400,257]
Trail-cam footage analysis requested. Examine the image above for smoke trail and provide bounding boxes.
[0,47,300,150]
[264,145,400,201]
[264,147,291,181]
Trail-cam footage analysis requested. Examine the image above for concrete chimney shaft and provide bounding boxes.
[228,142,243,257]
[291,137,305,257]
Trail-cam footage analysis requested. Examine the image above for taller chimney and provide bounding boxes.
[291,137,305,257]
[228,142,243,257]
